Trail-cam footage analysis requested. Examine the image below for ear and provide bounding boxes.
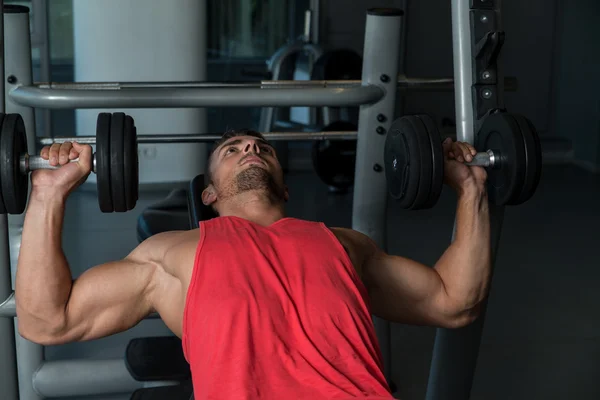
[202,185,217,206]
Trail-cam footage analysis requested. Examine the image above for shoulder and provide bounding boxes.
[329,227,378,253]
[129,229,200,264]
[328,227,381,277]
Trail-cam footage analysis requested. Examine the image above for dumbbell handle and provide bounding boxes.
[20,154,97,174]
[464,150,497,168]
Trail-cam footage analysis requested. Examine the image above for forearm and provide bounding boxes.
[16,190,72,333]
[434,184,491,314]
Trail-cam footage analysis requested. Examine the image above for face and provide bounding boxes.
[202,136,289,208]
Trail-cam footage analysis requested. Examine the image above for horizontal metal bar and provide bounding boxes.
[396,75,518,92]
[465,150,494,168]
[37,130,359,146]
[33,358,178,398]
[29,76,518,92]
[9,85,384,109]
[0,291,15,317]
[33,80,359,90]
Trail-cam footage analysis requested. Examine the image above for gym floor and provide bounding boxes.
[37,162,599,400]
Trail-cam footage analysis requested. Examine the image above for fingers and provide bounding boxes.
[71,142,93,168]
[444,139,478,163]
[40,142,91,167]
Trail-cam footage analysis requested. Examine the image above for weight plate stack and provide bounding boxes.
[0,114,29,214]
[509,114,542,205]
[406,116,433,210]
[384,115,439,209]
[123,115,138,211]
[385,118,418,207]
[110,112,127,213]
[96,113,114,213]
[418,114,445,209]
[476,112,527,206]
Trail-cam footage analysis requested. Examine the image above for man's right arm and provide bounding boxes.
[15,192,182,345]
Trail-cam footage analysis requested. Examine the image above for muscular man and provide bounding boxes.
[15,129,489,400]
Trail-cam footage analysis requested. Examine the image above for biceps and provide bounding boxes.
[61,260,156,342]
[365,253,446,325]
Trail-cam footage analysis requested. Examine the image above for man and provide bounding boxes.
[15,129,489,400]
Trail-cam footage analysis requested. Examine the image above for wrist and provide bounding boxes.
[30,187,68,207]
[456,180,486,199]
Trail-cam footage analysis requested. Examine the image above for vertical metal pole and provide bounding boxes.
[0,4,20,400]
[352,8,402,387]
[32,0,52,138]
[4,6,44,400]
[450,0,476,144]
[425,1,505,399]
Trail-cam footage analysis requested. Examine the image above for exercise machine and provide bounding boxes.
[0,2,542,399]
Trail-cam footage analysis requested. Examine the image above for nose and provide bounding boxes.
[243,140,261,154]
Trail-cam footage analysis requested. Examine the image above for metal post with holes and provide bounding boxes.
[425,1,506,399]
[0,4,20,400]
[352,8,403,388]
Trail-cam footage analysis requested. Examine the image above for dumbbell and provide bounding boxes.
[0,112,138,215]
[383,112,542,209]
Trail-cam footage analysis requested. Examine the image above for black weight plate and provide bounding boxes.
[0,114,28,214]
[476,113,526,206]
[123,115,138,211]
[510,114,542,205]
[0,113,7,214]
[416,114,444,209]
[96,113,114,213]
[133,126,139,204]
[384,117,421,208]
[405,116,433,210]
[110,113,127,213]
[311,121,357,191]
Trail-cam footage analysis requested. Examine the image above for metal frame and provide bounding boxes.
[0,4,20,400]
[425,1,506,399]
[5,6,43,400]
[352,8,403,385]
[0,3,518,399]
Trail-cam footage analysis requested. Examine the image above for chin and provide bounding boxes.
[234,167,285,200]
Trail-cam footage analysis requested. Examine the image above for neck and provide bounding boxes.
[217,191,285,226]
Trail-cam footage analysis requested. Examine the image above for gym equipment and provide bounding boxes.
[0,109,355,216]
[136,189,190,243]
[311,50,363,127]
[311,121,358,192]
[125,336,190,382]
[0,5,538,400]
[0,112,139,214]
[130,382,193,400]
[384,112,542,209]
[10,76,518,110]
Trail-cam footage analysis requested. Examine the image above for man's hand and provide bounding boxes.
[32,142,93,198]
[443,138,487,193]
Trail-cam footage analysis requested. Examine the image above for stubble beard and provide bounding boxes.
[223,166,285,203]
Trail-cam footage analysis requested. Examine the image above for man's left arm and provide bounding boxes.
[350,142,491,329]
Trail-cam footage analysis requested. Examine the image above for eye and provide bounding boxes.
[226,147,237,154]
[261,146,272,153]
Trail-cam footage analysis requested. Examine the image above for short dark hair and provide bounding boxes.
[204,129,268,187]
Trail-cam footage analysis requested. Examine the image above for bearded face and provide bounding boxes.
[203,136,288,211]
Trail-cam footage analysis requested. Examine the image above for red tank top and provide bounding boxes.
[182,216,393,399]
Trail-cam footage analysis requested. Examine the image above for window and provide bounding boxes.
[208,0,290,59]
